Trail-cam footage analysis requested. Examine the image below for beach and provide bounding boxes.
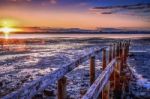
[0,34,150,98]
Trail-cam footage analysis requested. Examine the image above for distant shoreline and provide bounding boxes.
[0,34,150,39]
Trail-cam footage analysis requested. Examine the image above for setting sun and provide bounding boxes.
[0,27,14,33]
[0,19,23,38]
[0,27,22,39]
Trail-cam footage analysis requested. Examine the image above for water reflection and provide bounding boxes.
[0,39,28,52]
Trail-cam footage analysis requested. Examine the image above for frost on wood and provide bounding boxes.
[82,59,116,99]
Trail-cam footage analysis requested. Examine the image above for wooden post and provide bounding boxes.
[90,56,95,85]
[116,43,119,57]
[110,63,115,98]
[124,43,128,64]
[102,48,110,99]
[57,76,67,99]
[118,42,120,57]
[109,44,115,98]
[109,45,112,62]
[120,44,124,70]
[102,48,106,70]
[102,83,110,99]
[114,58,122,99]
[127,42,130,56]
[119,42,122,57]
[113,44,116,58]
[122,47,126,67]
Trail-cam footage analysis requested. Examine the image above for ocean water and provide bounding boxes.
[0,33,150,39]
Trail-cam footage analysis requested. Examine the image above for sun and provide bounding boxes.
[0,27,10,39]
[0,27,13,33]
[0,19,23,39]
[0,27,22,39]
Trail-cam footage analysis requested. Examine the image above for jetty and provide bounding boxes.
[2,41,131,99]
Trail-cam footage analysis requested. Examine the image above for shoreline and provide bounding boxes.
[0,34,150,39]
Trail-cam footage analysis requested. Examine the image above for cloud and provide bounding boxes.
[92,3,150,17]
[49,0,57,4]
[10,0,31,1]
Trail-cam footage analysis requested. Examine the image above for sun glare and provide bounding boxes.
[0,27,22,39]
[0,19,23,38]
[0,27,13,33]
[0,19,21,39]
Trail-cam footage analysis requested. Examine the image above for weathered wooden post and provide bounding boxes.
[102,48,110,99]
[116,43,119,57]
[124,43,128,64]
[109,45,112,62]
[127,41,130,56]
[114,58,122,99]
[119,42,121,56]
[90,56,95,85]
[120,42,125,70]
[119,42,122,57]
[122,46,126,67]
[58,76,67,99]
[110,45,115,98]
[102,48,106,70]
[113,44,116,59]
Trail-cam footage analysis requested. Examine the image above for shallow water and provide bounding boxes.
[0,34,150,39]
[0,35,150,98]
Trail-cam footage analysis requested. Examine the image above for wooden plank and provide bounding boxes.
[2,47,106,99]
[82,59,116,99]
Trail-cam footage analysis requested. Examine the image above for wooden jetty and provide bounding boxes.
[2,40,130,99]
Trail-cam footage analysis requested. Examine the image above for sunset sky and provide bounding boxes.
[0,0,150,30]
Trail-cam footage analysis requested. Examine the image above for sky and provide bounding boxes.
[0,0,150,30]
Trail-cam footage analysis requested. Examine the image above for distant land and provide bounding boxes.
[0,27,150,34]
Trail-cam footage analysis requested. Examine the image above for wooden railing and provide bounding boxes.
[82,41,130,99]
[2,41,130,99]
